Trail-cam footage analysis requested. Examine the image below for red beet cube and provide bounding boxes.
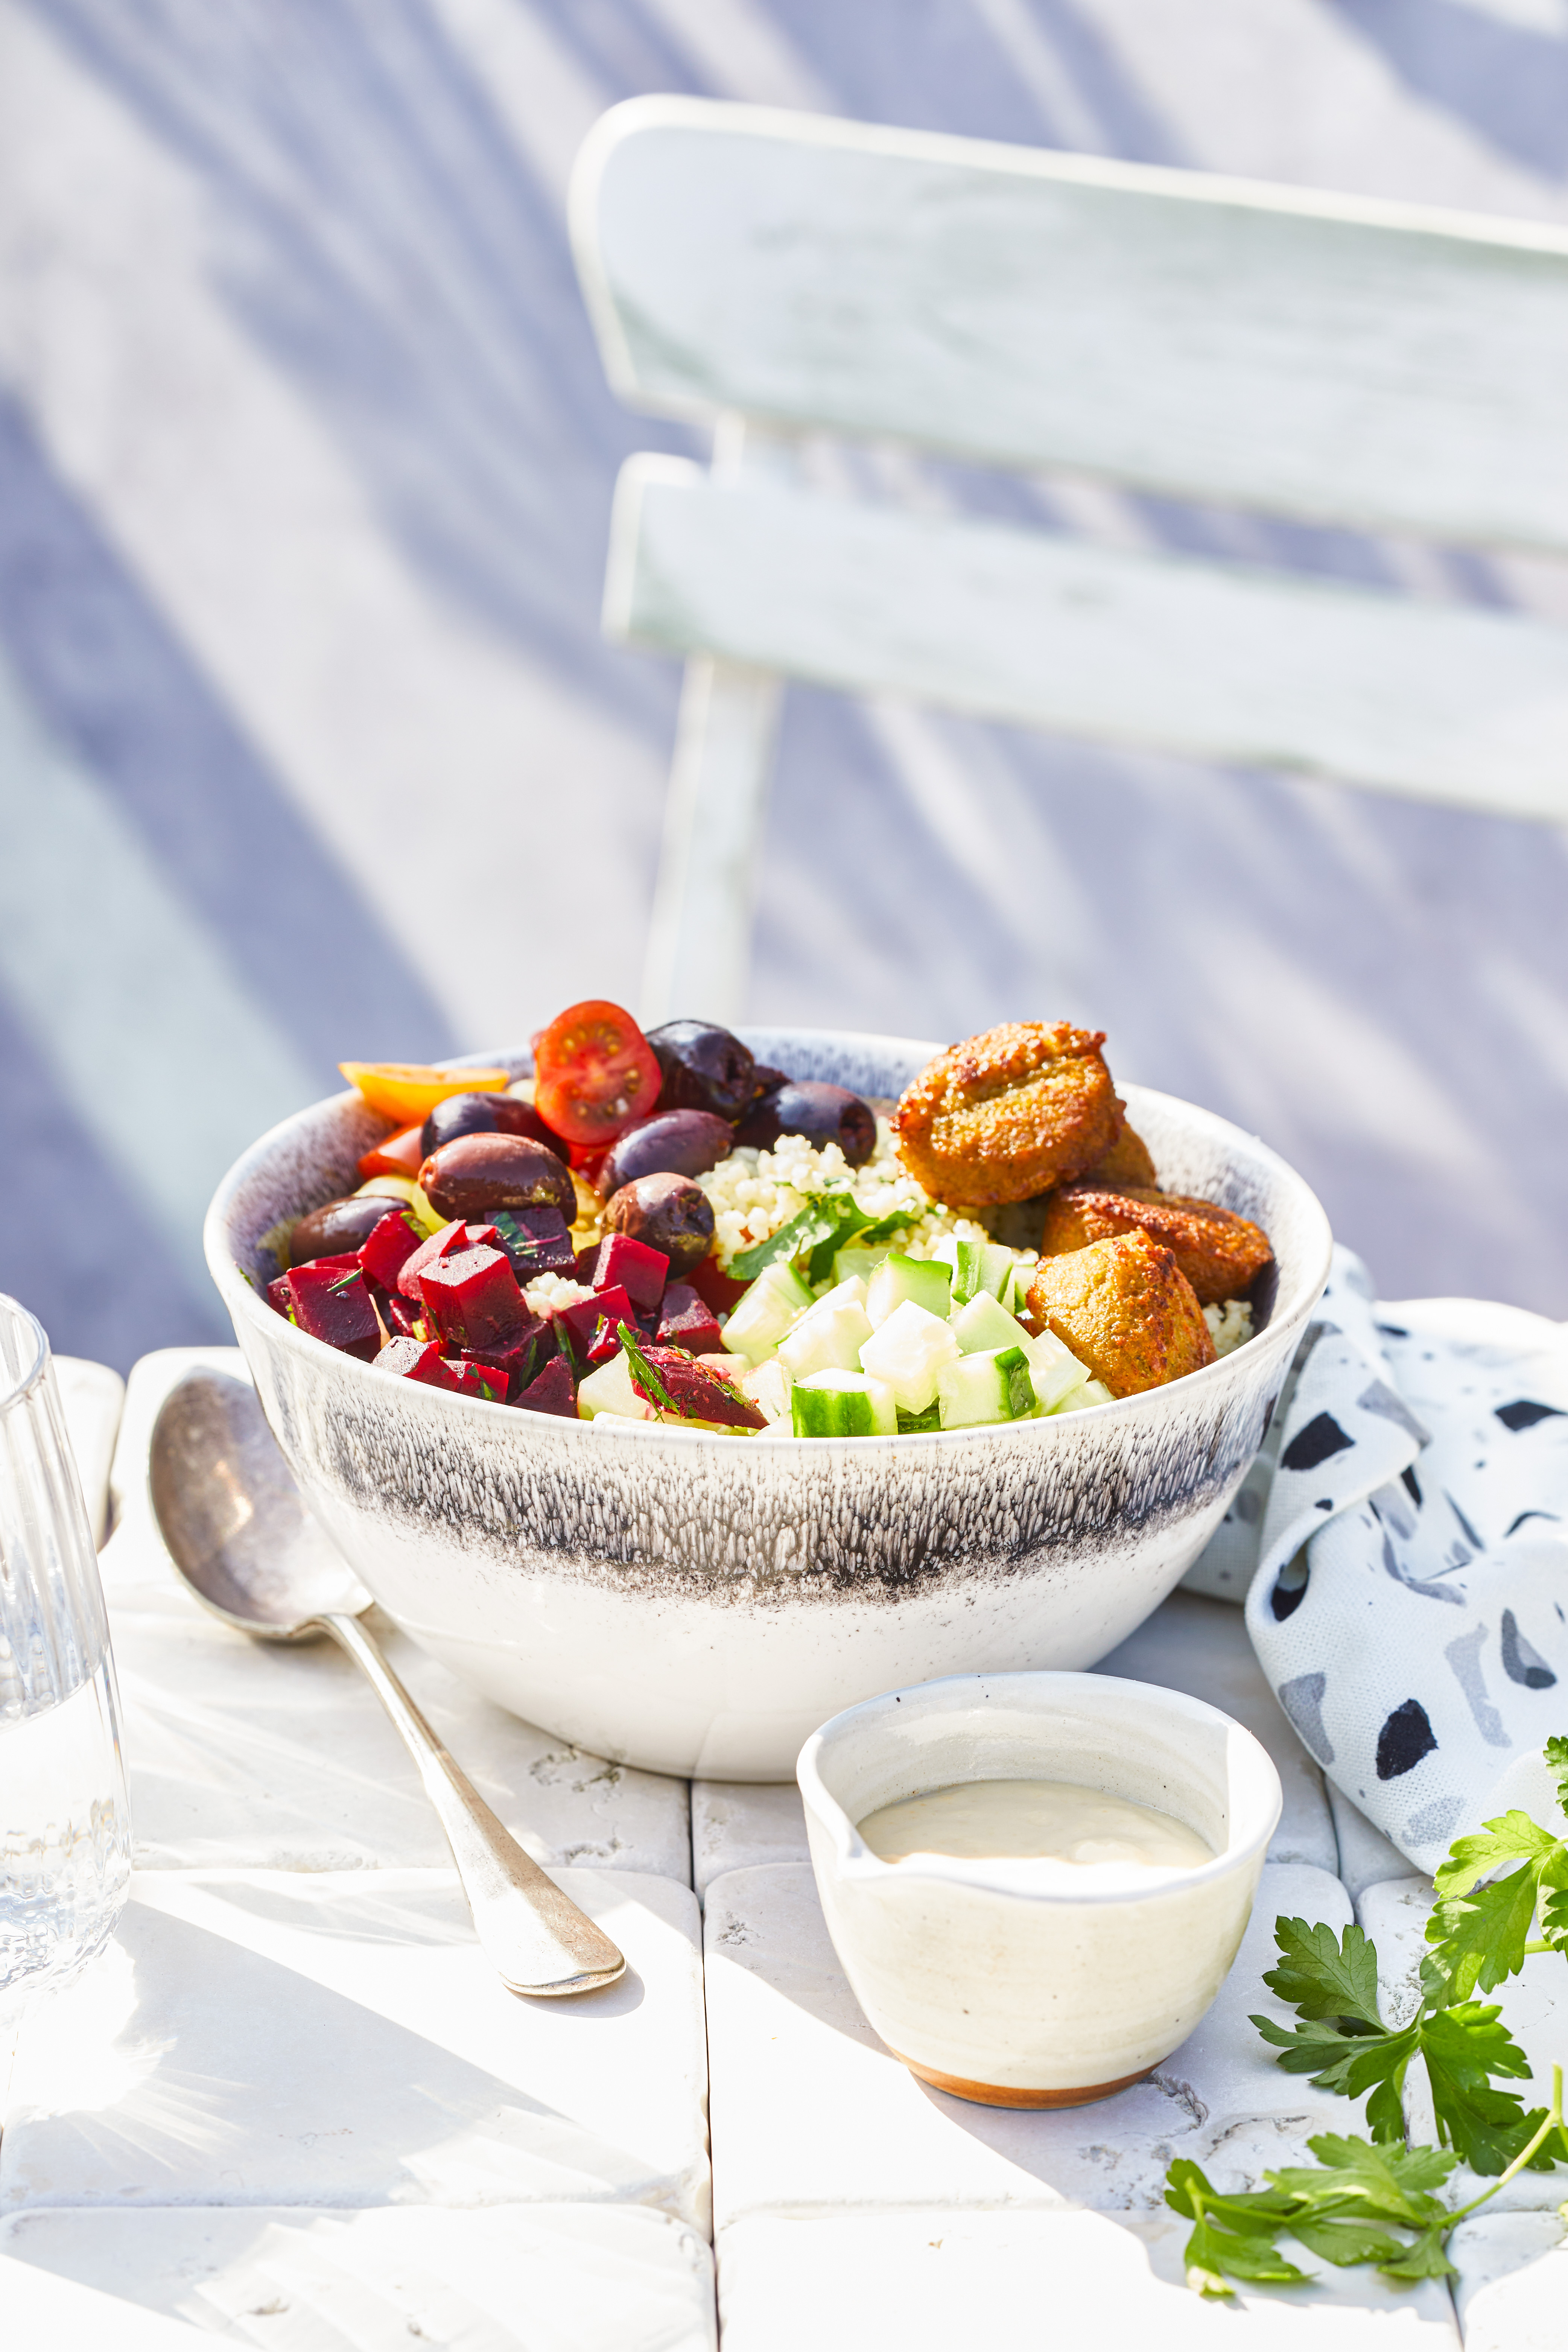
[397,1219,471,1299]
[359,1205,424,1290]
[485,1206,576,1282]
[418,1245,529,1352]
[591,1231,669,1313]
[515,1353,578,1418]
[446,1358,508,1401]
[267,1273,296,1321]
[374,1336,457,1389]
[462,1317,554,1400]
[381,1290,426,1340]
[687,1255,750,1317]
[285,1263,381,1360]
[656,1282,723,1354]
[575,1244,600,1282]
[556,1284,635,1368]
[631,1343,766,1430]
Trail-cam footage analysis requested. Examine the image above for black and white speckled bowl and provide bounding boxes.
[205,1030,1332,1780]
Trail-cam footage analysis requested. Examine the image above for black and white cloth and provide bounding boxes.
[1189,1249,1568,1873]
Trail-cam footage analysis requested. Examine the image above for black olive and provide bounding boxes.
[419,1091,569,1164]
[646,1020,756,1121]
[598,1109,734,1196]
[602,1173,716,1277]
[290,1194,405,1266]
[733,1080,877,1167]
[419,1133,578,1225]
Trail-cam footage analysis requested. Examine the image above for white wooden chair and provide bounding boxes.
[569,98,1568,1025]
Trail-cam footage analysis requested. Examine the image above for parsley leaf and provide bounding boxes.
[1269,2133,1454,2227]
[1263,1917,1386,2028]
[1546,1734,1568,1818]
[729,1196,851,1283]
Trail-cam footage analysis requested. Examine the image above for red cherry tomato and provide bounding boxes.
[533,1001,662,1147]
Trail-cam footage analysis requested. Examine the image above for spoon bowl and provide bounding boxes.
[148,1369,626,1998]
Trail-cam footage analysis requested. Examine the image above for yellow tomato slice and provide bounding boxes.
[338,1061,511,1123]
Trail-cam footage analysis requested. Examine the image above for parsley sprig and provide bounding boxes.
[729,1187,912,1284]
[1166,1734,1568,2297]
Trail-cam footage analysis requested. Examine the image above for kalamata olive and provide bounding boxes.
[419,1132,577,1225]
[602,1173,716,1277]
[647,1020,756,1121]
[419,1091,569,1164]
[733,1080,877,1167]
[598,1109,734,1196]
[290,1194,404,1267]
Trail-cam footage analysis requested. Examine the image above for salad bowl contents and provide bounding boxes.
[207,1016,1331,1777]
[798,1670,1282,2107]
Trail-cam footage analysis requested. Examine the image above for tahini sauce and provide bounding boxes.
[857,1778,1212,1870]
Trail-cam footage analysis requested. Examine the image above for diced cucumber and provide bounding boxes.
[858,1298,962,1413]
[865,1252,951,1330]
[1052,1376,1115,1414]
[937,1343,1036,1429]
[778,1281,875,1381]
[578,1352,653,1422]
[832,1242,898,1290]
[1019,1327,1092,1412]
[979,1242,1018,1304]
[740,1359,792,1424]
[951,1290,1025,1355]
[722,1260,815,1365]
[791,1368,897,1438]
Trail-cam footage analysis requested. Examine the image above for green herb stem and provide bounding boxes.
[1446,2065,1565,2230]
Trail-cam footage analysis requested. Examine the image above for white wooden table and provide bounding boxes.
[2,1351,1561,2348]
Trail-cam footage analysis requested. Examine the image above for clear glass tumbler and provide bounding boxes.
[0,1294,131,2002]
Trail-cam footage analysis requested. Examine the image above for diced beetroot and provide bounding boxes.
[374,1336,457,1389]
[515,1353,578,1418]
[630,1343,766,1430]
[591,1231,669,1313]
[446,1357,508,1401]
[687,1254,750,1318]
[267,1273,297,1322]
[488,1205,576,1281]
[396,1219,472,1299]
[555,1284,635,1368]
[656,1281,723,1354]
[382,1290,426,1340]
[285,1263,381,1360]
[358,1205,424,1290]
[462,1317,555,1400]
[419,1245,529,1352]
[307,1251,363,1274]
[575,1244,599,1282]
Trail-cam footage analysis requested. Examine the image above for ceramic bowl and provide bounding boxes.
[798,1669,1283,2104]
[204,1027,1331,1779]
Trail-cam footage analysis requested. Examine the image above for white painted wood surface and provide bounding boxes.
[575,97,1568,554]
[608,458,1568,825]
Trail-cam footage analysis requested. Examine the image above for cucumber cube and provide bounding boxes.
[865,1252,951,1330]
[740,1359,792,1424]
[577,1351,653,1422]
[778,1280,875,1381]
[833,1242,899,1290]
[1020,1327,1092,1412]
[791,1369,897,1438]
[937,1343,1036,1429]
[722,1259,815,1366]
[951,1290,1025,1355]
[1052,1375,1115,1414]
[858,1298,961,1413]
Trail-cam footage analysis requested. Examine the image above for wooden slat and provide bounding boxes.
[572,98,1568,555]
[605,458,1568,824]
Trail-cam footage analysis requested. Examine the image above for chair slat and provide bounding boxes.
[574,99,1568,555]
[607,459,1568,824]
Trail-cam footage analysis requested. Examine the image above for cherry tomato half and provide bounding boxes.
[533,1001,662,1147]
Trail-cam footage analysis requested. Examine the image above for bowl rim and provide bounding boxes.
[204,1030,1334,1454]
[796,1667,1285,1905]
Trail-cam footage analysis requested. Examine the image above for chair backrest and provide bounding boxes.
[572,97,1568,827]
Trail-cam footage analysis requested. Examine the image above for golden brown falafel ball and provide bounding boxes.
[894,1022,1121,1207]
[1083,1115,1159,1190]
[1025,1232,1217,1397]
[1037,1184,1273,1308]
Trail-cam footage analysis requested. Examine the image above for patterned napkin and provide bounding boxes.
[1185,1249,1568,1873]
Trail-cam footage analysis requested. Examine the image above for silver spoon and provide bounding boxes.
[148,1368,625,1998]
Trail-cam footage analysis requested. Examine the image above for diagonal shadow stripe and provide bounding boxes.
[0,394,453,1079]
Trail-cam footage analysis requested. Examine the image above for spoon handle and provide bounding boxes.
[318,1611,627,1997]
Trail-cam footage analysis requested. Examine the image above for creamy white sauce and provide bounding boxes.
[857,1777,1212,1870]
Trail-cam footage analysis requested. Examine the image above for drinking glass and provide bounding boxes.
[0,1294,131,2005]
